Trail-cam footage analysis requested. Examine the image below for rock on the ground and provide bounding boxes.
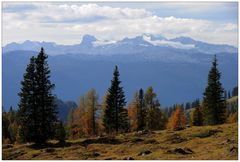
[229,146,238,155]
[138,150,152,156]
[167,147,194,155]
[227,139,235,144]
[123,156,134,160]
[135,130,150,136]
[46,148,55,153]
[32,153,40,158]
[92,151,100,157]
[168,134,186,144]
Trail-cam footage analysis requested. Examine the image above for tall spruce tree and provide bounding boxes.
[35,48,58,143]
[103,66,128,134]
[18,56,37,143]
[18,48,58,144]
[202,55,226,125]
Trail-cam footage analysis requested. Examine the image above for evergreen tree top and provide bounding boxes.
[113,65,120,80]
[213,54,217,66]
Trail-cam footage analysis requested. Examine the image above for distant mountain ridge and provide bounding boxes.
[3,34,237,56]
[2,34,238,111]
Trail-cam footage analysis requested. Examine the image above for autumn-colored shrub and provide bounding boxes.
[3,138,10,144]
[227,112,238,123]
[167,105,187,131]
[128,104,138,131]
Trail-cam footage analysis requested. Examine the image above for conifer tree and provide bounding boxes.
[72,96,85,138]
[2,110,10,142]
[55,121,66,143]
[18,48,58,144]
[228,90,231,99]
[138,88,145,130]
[18,56,37,143]
[34,48,58,143]
[167,107,174,118]
[8,108,18,143]
[167,105,186,130]
[103,66,128,134]
[192,107,203,126]
[128,89,146,131]
[144,87,167,130]
[232,86,238,97]
[202,55,227,125]
[101,93,108,122]
[185,102,191,110]
[128,91,141,131]
[119,108,129,132]
[85,89,99,135]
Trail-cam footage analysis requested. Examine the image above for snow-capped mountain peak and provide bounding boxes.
[142,34,195,49]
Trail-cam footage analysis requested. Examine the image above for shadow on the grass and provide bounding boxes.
[28,141,71,149]
[28,137,122,149]
[76,137,122,147]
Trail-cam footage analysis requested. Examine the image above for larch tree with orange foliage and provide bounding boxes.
[70,89,99,137]
[77,96,86,136]
[128,92,139,131]
[85,89,99,136]
[128,89,146,131]
[167,105,187,131]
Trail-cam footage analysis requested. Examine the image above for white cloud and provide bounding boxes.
[157,2,231,13]
[2,3,238,46]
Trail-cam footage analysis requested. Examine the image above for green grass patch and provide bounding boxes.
[191,129,222,138]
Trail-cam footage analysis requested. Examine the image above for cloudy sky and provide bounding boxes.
[2,2,238,46]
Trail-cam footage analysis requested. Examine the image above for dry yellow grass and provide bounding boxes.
[2,123,238,160]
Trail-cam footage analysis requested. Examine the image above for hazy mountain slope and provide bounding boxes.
[55,98,77,122]
[2,50,237,110]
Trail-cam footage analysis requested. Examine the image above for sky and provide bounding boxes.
[2,2,238,46]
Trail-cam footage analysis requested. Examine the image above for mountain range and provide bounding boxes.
[2,34,238,114]
[3,34,237,56]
